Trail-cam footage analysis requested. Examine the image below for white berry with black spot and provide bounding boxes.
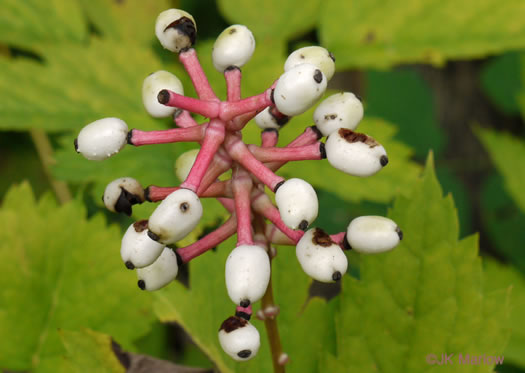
[254,107,289,130]
[148,188,203,244]
[212,25,255,72]
[225,244,270,307]
[284,46,335,81]
[137,247,179,291]
[103,177,145,216]
[75,118,128,161]
[313,92,363,136]
[219,316,260,361]
[273,63,327,116]
[143,71,184,118]
[155,9,197,53]
[121,220,165,269]
[346,216,402,254]
[275,178,318,230]
[296,228,348,282]
[326,128,388,177]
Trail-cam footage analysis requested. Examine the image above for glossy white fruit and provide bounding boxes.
[137,247,179,291]
[275,178,318,230]
[75,118,128,161]
[254,107,289,129]
[155,9,196,53]
[142,71,184,118]
[212,25,255,72]
[225,244,270,306]
[273,63,327,116]
[103,177,144,215]
[174,148,199,182]
[346,216,402,254]
[296,228,348,282]
[326,129,388,177]
[219,316,260,361]
[313,92,363,136]
[148,189,203,244]
[121,220,165,269]
[284,46,335,81]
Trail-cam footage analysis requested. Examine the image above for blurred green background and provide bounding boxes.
[1,0,525,372]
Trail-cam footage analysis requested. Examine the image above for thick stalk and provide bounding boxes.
[30,129,72,204]
[179,48,218,101]
[248,142,324,162]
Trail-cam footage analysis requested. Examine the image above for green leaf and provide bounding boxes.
[0,0,86,48]
[0,39,183,132]
[153,234,334,373]
[475,127,525,213]
[0,182,154,372]
[59,329,125,373]
[484,259,525,368]
[217,0,321,41]
[77,0,172,45]
[320,0,525,69]
[280,117,421,204]
[321,155,511,373]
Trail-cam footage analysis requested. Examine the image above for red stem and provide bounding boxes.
[181,119,226,192]
[261,129,279,148]
[179,48,218,101]
[129,126,206,146]
[174,110,199,128]
[248,142,323,162]
[225,67,242,102]
[225,134,284,191]
[159,89,220,118]
[177,216,237,262]
[196,147,232,196]
[233,165,254,245]
[219,89,273,122]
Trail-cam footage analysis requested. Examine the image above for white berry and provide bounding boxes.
[148,188,203,245]
[296,228,348,282]
[103,177,144,216]
[121,220,165,269]
[155,9,196,53]
[142,71,184,118]
[284,46,335,81]
[219,316,260,361]
[346,216,402,254]
[137,247,179,291]
[275,178,318,230]
[75,117,128,161]
[225,244,270,307]
[313,92,363,136]
[273,63,327,116]
[325,129,388,177]
[212,25,255,72]
[254,107,289,130]
[175,148,199,182]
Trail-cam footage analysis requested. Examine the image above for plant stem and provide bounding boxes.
[29,129,72,204]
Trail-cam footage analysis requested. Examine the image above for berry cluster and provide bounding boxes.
[74,9,402,362]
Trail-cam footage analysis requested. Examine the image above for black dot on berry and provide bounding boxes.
[157,90,170,104]
[126,130,134,145]
[180,202,189,212]
[396,227,403,241]
[313,69,323,83]
[319,142,326,159]
[74,138,79,153]
[380,155,389,167]
[298,220,309,231]
[125,261,135,270]
[332,271,342,281]
[147,230,160,242]
[235,311,251,320]
[273,180,285,193]
[328,51,336,62]
[229,28,237,34]
[137,280,146,290]
[237,350,252,359]
[240,299,251,308]
[342,233,352,251]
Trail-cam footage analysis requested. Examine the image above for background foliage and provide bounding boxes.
[1,0,524,372]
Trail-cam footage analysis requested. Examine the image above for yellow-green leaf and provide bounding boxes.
[320,0,525,69]
[0,182,154,372]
